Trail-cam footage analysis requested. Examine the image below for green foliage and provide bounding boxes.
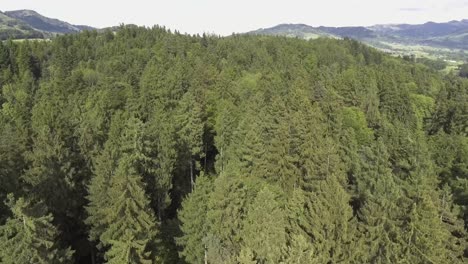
[0,195,73,264]
[0,26,466,264]
[240,185,287,264]
[417,57,447,71]
[87,114,160,263]
[339,107,374,145]
[204,176,262,263]
[356,141,407,263]
[177,174,214,264]
[410,93,435,130]
[429,77,467,135]
[86,112,128,245]
[100,154,159,264]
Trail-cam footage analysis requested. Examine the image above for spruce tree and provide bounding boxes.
[0,195,73,264]
[356,140,406,263]
[100,152,159,264]
[204,176,263,263]
[86,111,128,245]
[177,174,214,264]
[176,90,205,190]
[291,92,358,263]
[254,96,299,191]
[400,135,455,263]
[94,116,160,263]
[140,108,177,221]
[240,185,287,264]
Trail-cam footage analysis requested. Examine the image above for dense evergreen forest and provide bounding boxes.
[0,26,467,263]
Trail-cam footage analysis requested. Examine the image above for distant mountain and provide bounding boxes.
[318,26,377,39]
[248,20,468,61]
[0,11,43,40]
[370,20,468,39]
[0,9,95,40]
[249,24,335,39]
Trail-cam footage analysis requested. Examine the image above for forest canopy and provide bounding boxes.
[0,26,467,263]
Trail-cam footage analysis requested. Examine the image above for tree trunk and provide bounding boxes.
[190,159,194,191]
[157,196,162,221]
[91,246,96,264]
[204,142,208,172]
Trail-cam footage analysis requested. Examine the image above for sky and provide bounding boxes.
[2,0,468,35]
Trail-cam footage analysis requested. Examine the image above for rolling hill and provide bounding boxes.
[0,11,43,40]
[0,9,94,40]
[249,20,468,61]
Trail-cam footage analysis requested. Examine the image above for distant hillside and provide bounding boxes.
[249,24,335,39]
[0,9,95,40]
[0,11,43,40]
[249,20,468,61]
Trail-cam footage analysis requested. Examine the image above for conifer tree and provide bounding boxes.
[176,90,205,190]
[305,173,358,263]
[177,174,214,264]
[86,111,128,246]
[140,108,177,221]
[87,115,160,263]
[356,140,406,263]
[254,96,299,191]
[399,133,455,263]
[213,100,238,174]
[224,94,266,177]
[290,92,358,263]
[204,176,263,263]
[100,154,159,264]
[240,185,287,264]
[0,195,73,264]
[283,234,318,264]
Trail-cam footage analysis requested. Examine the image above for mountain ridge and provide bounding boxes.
[248,19,468,61]
[0,9,95,40]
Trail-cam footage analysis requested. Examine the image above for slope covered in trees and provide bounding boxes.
[0,26,467,263]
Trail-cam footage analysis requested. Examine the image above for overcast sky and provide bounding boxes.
[2,0,468,35]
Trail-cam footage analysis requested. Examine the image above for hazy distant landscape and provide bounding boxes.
[250,20,468,62]
[0,5,467,264]
[2,8,468,64]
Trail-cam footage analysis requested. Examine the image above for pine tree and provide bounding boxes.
[0,195,73,264]
[254,96,299,191]
[204,176,263,263]
[439,185,468,263]
[290,92,358,263]
[16,41,35,76]
[0,71,36,201]
[400,140,455,264]
[222,93,267,178]
[237,248,257,264]
[213,99,239,175]
[283,234,318,264]
[86,111,128,245]
[305,173,358,263]
[87,116,160,263]
[140,108,177,221]
[177,174,214,264]
[100,153,159,264]
[229,106,265,177]
[176,90,205,190]
[356,140,406,263]
[240,185,287,264]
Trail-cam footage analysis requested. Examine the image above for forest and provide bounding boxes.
[0,25,467,263]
